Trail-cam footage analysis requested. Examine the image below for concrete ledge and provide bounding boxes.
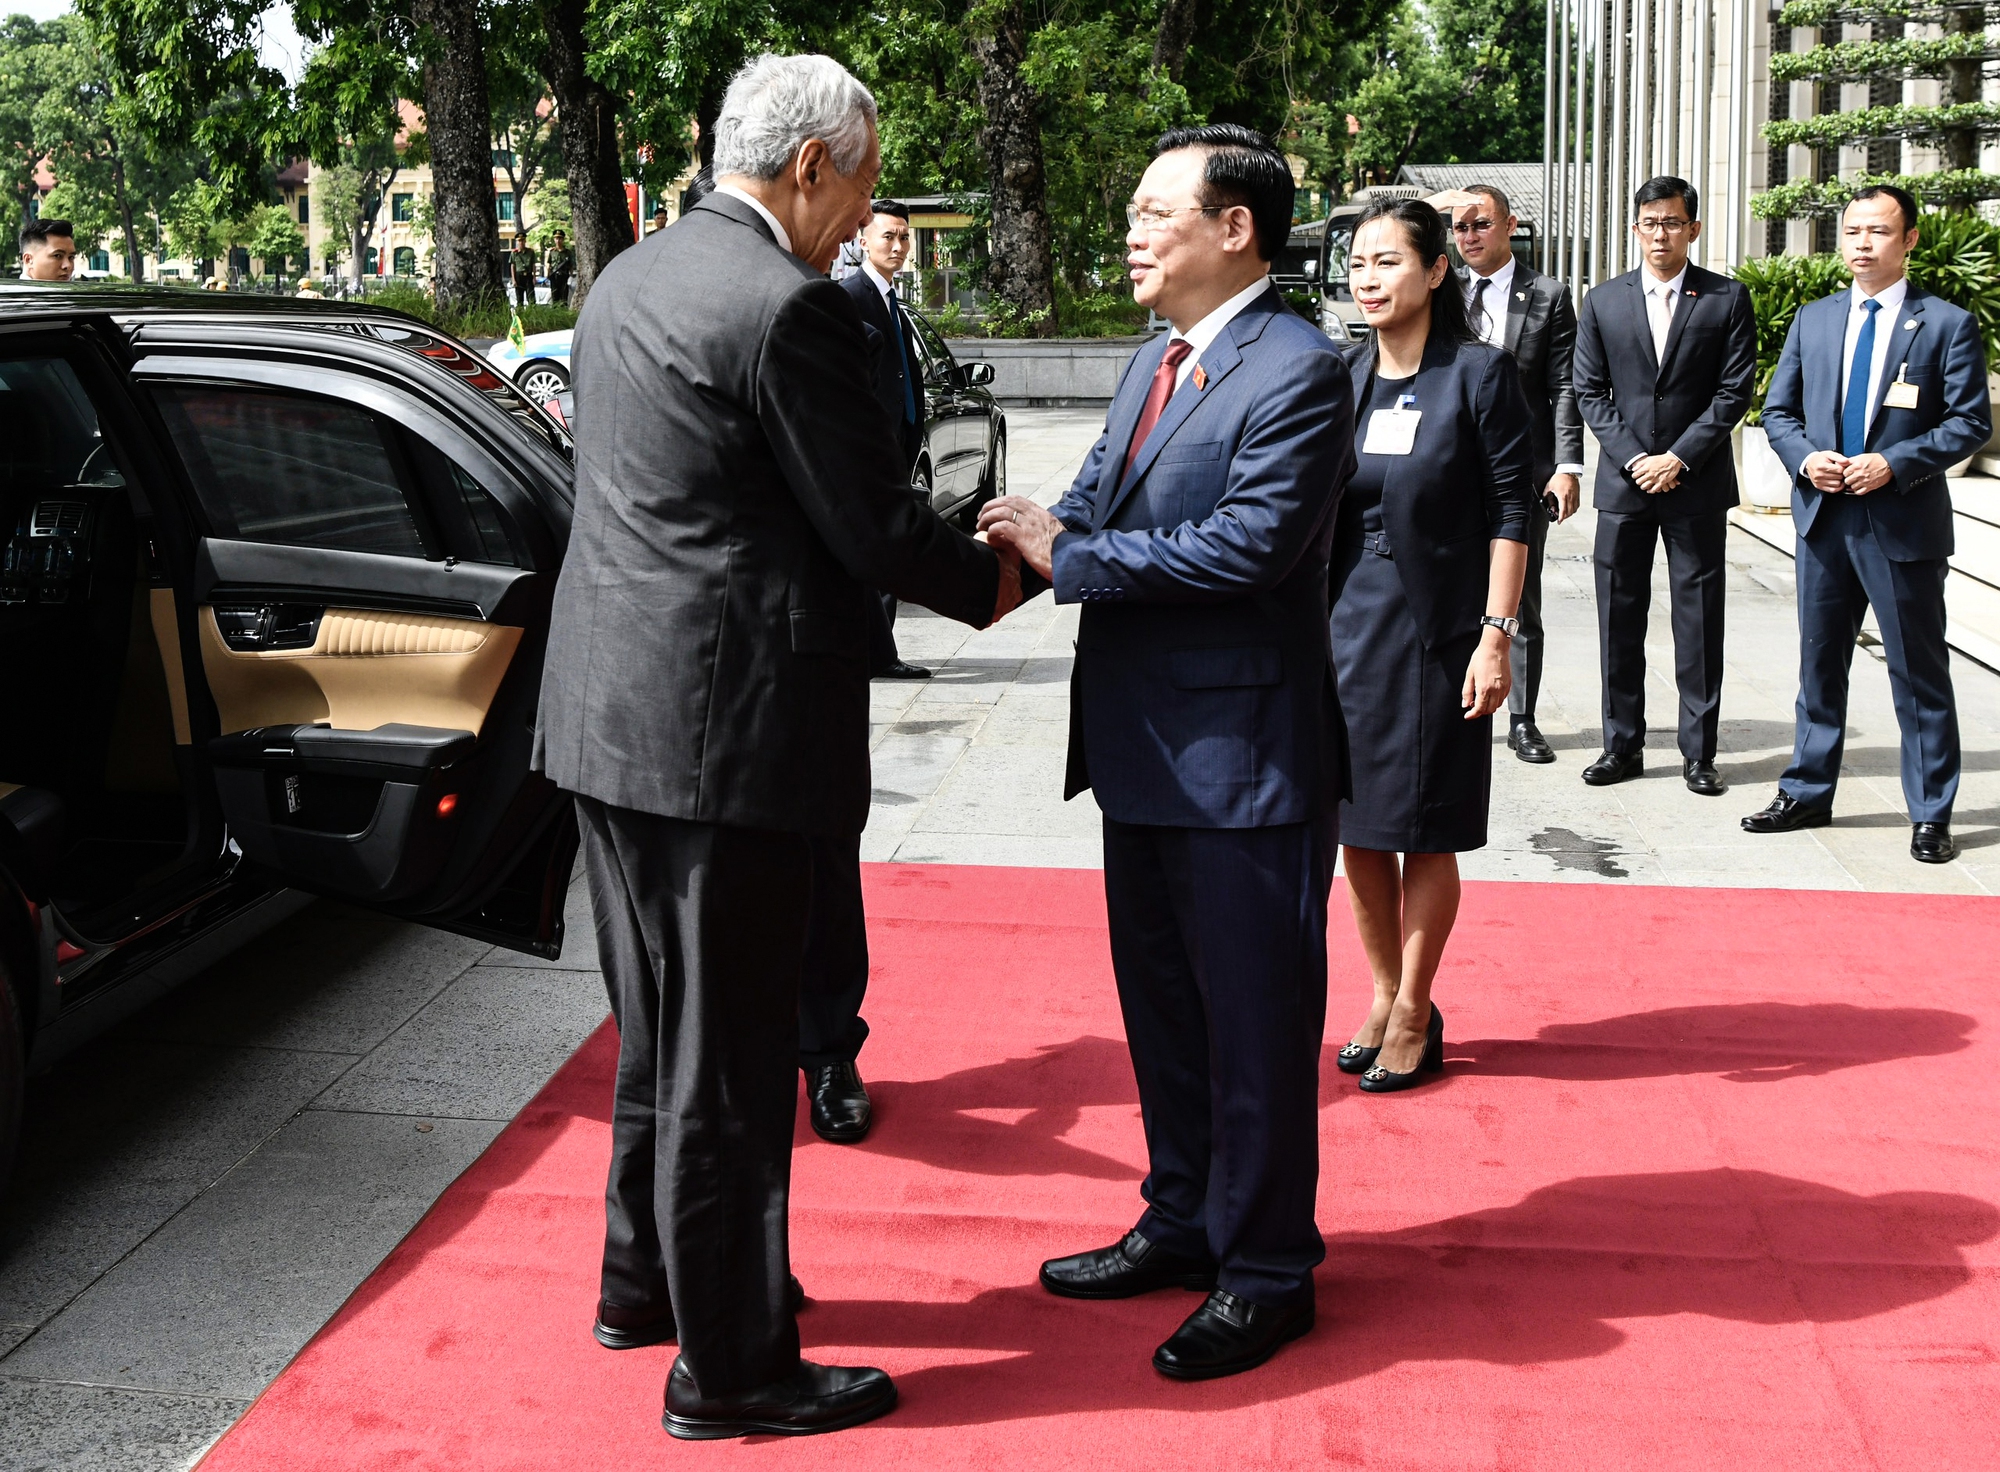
[948,335,1157,407]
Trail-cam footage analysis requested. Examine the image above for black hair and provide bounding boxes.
[20,218,74,250]
[1348,197,1477,360]
[683,166,715,210]
[1464,183,1512,219]
[1847,183,1919,234]
[1633,175,1698,221]
[869,198,911,222]
[1153,122,1293,262]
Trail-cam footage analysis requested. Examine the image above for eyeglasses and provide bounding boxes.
[1451,217,1497,236]
[1634,217,1691,236]
[1126,203,1224,231]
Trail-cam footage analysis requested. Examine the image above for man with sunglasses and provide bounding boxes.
[1452,186,1583,764]
[1573,175,1756,797]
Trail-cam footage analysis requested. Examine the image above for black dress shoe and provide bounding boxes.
[1508,722,1556,764]
[595,1276,807,1349]
[1582,750,1643,785]
[1335,1040,1380,1074]
[663,1357,896,1439]
[1040,1228,1218,1299]
[1741,791,1832,834]
[1153,1290,1314,1381]
[807,1061,872,1143]
[874,661,931,680]
[1912,822,1957,864]
[1358,1003,1444,1093]
[1684,759,1726,796]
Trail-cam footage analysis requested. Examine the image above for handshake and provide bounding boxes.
[974,496,1066,622]
[1799,448,1895,496]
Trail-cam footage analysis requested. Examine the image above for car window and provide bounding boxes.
[403,435,521,566]
[0,357,126,498]
[909,312,957,380]
[150,384,427,558]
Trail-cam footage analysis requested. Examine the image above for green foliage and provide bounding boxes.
[1764,102,2000,150]
[1734,211,2000,416]
[1769,35,1999,85]
[1776,0,2000,25]
[1731,252,1853,419]
[1334,0,1546,182]
[243,201,306,269]
[161,179,236,263]
[1753,169,2000,220]
[525,178,571,247]
[37,178,120,256]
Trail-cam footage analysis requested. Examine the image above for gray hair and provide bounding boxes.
[711,54,877,181]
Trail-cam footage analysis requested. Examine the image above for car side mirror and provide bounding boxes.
[963,361,995,386]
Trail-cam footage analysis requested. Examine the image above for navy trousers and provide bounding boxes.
[1101,814,1334,1307]
[1780,493,1959,822]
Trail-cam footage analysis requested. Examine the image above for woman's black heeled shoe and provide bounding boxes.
[1357,1005,1444,1093]
[1336,1041,1381,1075]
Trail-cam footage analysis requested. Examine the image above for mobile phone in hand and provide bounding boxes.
[1543,491,1561,518]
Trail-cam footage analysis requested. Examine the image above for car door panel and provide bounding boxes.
[127,344,573,954]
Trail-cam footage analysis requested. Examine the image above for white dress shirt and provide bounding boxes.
[1169,275,1272,390]
[1463,256,1515,347]
[1643,265,1686,366]
[713,184,792,255]
[1840,275,1909,446]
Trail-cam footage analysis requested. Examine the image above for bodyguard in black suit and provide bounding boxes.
[984,125,1354,1383]
[534,54,1015,1439]
[1451,183,1584,764]
[1573,175,1756,795]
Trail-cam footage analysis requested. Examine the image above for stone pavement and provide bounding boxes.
[5,406,1998,1472]
[869,409,2000,892]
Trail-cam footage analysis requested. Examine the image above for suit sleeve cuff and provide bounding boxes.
[1555,463,1585,476]
[1623,453,1645,472]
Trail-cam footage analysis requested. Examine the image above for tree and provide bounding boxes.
[161,178,235,274]
[524,175,571,245]
[244,199,307,275]
[540,0,635,309]
[1,17,58,267]
[1334,0,1546,185]
[970,2,1057,332]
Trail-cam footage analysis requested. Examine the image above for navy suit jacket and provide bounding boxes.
[1573,263,1757,518]
[840,268,924,469]
[1760,283,1990,561]
[1339,334,1536,649]
[1043,287,1357,829]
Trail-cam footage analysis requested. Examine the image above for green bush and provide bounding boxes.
[1734,209,2000,419]
[356,283,579,341]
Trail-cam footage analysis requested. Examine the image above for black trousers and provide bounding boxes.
[1102,814,1334,1307]
[1594,507,1728,761]
[1508,494,1551,724]
[867,590,901,674]
[549,275,570,307]
[800,831,871,1069]
[579,796,809,1396]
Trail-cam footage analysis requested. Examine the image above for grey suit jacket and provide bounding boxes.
[1473,262,1584,489]
[533,193,1001,837]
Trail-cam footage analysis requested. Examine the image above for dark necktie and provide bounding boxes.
[1470,276,1491,340]
[1121,339,1194,482]
[1841,298,1881,456]
[887,287,918,426]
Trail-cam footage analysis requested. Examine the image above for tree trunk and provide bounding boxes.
[541,0,632,310]
[111,153,143,282]
[413,0,504,312]
[1942,7,1979,186]
[971,2,1057,336]
[1153,0,1201,81]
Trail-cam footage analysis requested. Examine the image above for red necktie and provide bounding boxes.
[1121,339,1194,483]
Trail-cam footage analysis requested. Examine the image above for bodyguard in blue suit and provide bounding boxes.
[981,125,1355,1381]
[1747,185,1990,863]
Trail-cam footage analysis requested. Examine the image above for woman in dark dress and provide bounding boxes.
[1330,198,1534,1092]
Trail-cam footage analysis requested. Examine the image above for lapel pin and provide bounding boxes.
[1515,290,1527,301]
[1193,365,1208,391]
[1905,320,1918,330]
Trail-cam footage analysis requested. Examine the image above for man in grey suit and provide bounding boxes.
[1453,184,1584,764]
[534,53,1016,1439]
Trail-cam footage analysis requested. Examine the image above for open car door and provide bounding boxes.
[127,324,576,957]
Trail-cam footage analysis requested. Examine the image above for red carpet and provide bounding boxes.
[200,867,2000,1471]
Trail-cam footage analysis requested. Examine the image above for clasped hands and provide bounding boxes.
[977,495,1065,617]
[1628,452,1685,495]
[1800,449,1893,496]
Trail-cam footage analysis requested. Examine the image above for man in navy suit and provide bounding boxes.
[981,124,1355,1382]
[1747,185,1990,863]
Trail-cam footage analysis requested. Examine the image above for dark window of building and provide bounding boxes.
[393,246,416,276]
[392,192,414,222]
[299,194,310,225]
[496,192,517,222]
[1767,24,1792,256]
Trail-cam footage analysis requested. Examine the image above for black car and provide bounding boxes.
[0,284,585,1192]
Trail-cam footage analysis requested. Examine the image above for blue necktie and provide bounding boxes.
[1841,298,1881,456]
[888,288,917,426]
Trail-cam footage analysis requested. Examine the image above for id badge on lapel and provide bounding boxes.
[1883,363,1920,411]
[1362,393,1421,455]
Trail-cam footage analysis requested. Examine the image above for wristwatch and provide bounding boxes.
[1479,615,1520,639]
